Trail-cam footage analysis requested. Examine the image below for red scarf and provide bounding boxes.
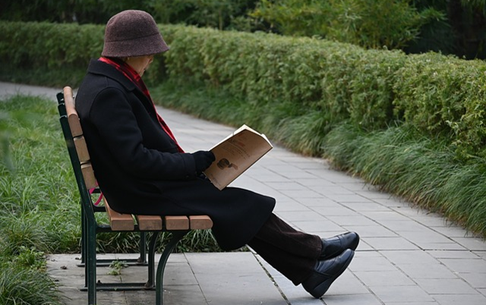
[99,57,184,152]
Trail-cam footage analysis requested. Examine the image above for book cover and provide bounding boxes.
[203,125,273,190]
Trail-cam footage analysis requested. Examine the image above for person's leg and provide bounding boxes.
[248,236,316,285]
[248,213,359,297]
[252,213,360,260]
[247,213,322,284]
[251,213,322,259]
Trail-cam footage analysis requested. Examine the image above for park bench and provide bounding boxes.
[56,86,213,305]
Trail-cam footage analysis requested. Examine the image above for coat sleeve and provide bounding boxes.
[87,87,197,180]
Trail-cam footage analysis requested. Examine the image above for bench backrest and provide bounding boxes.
[57,87,98,224]
[57,85,213,305]
[57,86,213,232]
[63,88,98,188]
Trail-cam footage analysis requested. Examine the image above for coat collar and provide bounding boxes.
[87,59,137,92]
[86,59,154,107]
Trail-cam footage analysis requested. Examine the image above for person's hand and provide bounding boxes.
[191,150,215,174]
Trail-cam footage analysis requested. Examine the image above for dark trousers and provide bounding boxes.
[248,213,322,285]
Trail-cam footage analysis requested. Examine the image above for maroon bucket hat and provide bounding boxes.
[101,10,169,57]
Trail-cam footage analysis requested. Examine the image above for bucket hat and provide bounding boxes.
[102,10,169,57]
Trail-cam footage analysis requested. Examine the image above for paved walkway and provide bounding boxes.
[2,82,486,305]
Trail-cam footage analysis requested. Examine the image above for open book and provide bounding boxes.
[203,125,273,190]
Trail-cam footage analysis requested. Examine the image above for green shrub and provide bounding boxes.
[163,25,411,150]
[0,21,103,87]
[3,21,485,158]
[348,48,407,130]
[0,22,103,69]
[153,0,254,31]
[3,20,486,160]
[251,0,440,50]
[393,52,486,159]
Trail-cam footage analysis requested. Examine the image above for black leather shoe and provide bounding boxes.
[319,231,359,260]
[303,249,354,298]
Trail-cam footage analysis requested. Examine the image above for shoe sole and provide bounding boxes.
[311,249,354,298]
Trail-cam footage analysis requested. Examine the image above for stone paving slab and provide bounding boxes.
[2,82,486,305]
[47,252,286,305]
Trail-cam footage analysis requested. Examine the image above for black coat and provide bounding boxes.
[75,60,275,250]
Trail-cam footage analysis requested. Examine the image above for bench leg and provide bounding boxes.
[86,221,97,305]
[155,231,188,305]
[81,203,87,266]
[79,229,147,268]
[145,232,159,288]
[79,205,90,289]
[138,232,147,264]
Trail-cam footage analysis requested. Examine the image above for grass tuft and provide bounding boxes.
[0,265,61,305]
[323,123,486,236]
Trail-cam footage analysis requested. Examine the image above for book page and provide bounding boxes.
[204,125,273,190]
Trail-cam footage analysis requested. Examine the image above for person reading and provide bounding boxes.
[75,10,359,299]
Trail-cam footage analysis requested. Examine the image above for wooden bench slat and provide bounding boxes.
[81,163,97,190]
[105,200,135,231]
[189,215,213,230]
[63,87,83,137]
[136,215,163,231]
[74,136,90,163]
[165,216,189,230]
[68,114,83,137]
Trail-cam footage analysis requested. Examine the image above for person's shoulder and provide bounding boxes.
[86,60,136,92]
[76,74,123,111]
[80,67,125,94]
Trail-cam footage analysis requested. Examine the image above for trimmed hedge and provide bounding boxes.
[163,25,486,160]
[393,53,486,158]
[1,21,486,158]
[0,22,102,69]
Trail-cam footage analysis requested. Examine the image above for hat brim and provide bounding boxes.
[102,33,169,57]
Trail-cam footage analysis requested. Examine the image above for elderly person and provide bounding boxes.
[75,10,359,299]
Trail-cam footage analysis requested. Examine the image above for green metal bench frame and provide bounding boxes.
[56,87,213,305]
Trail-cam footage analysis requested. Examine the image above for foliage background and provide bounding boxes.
[2,20,486,162]
[0,0,485,59]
